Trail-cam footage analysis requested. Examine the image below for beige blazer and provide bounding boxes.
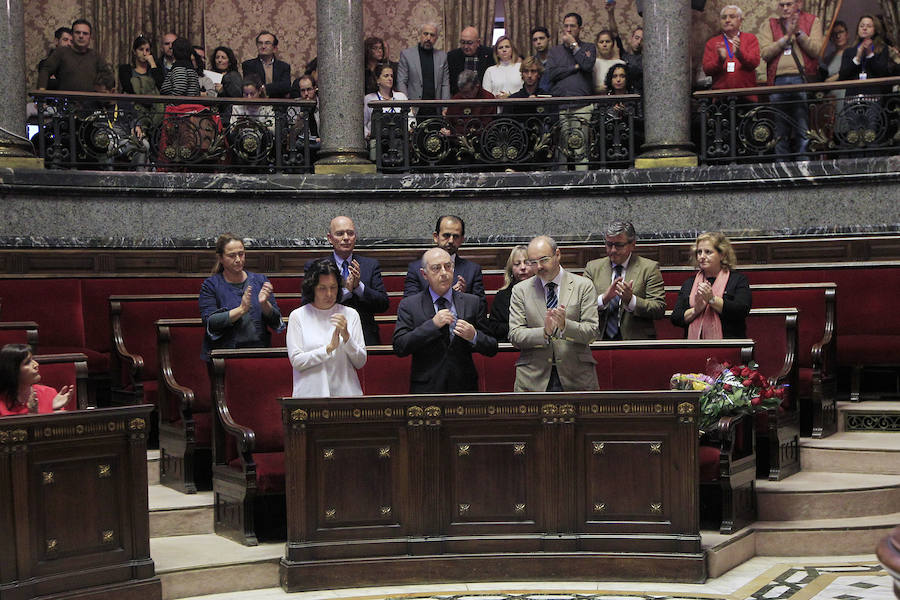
[584,254,666,340]
[508,270,599,392]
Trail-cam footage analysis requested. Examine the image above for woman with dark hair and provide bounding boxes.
[210,46,242,98]
[118,36,164,94]
[604,63,635,95]
[286,258,366,397]
[839,15,900,98]
[160,37,200,96]
[487,245,535,342]
[670,232,751,339]
[0,344,71,416]
[199,233,283,361]
[363,63,410,142]
[364,36,397,94]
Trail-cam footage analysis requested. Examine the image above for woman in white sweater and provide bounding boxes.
[481,36,523,98]
[287,258,366,397]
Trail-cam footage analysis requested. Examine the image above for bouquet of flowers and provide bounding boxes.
[671,359,786,432]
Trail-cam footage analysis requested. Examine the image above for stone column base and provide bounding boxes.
[314,152,376,174]
[634,155,698,169]
[0,132,43,169]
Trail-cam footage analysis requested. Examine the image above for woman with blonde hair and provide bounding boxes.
[482,35,523,98]
[487,245,535,341]
[670,232,750,339]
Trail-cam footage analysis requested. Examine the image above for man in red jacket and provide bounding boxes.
[703,5,761,103]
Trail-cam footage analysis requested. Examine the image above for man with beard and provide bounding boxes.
[403,215,484,298]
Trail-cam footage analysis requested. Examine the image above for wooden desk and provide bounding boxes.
[279,390,704,591]
[0,406,160,600]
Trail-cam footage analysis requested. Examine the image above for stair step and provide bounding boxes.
[151,534,282,600]
[838,401,900,432]
[148,449,160,485]
[149,484,214,537]
[799,432,900,474]
[757,472,900,520]
[753,511,900,556]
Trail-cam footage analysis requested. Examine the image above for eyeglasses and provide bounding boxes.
[524,256,554,267]
[605,241,632,249]
[459,40,477,45]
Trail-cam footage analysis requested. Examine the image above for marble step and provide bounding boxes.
[149,484,214,537]
[148,449,160,485]
[752,511,900,556]
[150,533,283,600]
[756,472,900,521]
[838,401,900,432]
[799,432,900,474]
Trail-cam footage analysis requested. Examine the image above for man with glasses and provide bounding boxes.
[447,26,495,95]
[404,215,485,298]
[242,30,292,98]
[509,236,599,392]
[584,222,665,341]
[393,247,497,393]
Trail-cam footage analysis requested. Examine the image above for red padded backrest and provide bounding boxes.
[378,322,395,344]
[35,358,79,411]
[82,278,203,352]
[745,313,790,379]
[478,349,519,392]
[0,280,84,347]
[359,351,410,395]
[483,273,505,292]
[223,356,291,453]
[655,318,684,339]
[382,274,405,293]
[665,288,680,310]
[752,289,825,368]
[165,324,212,412]
[267,276,303,294]
[662,269,694,286]
[601,345,746,390]
[388,294,402,315]
[0,326,35,347]
[278,296,303,315]
[116,299,201,382]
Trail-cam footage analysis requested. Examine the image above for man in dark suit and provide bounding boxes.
[393,248,497,393]
[312,216,389,346]
[403,215,484,298]
[241,31,291,98]
[447,26,495,95]
[583,221,666,340]
[397,22,450,115]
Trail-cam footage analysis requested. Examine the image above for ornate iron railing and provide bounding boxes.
[30,91,316,172]
[693,76,900,163]
[370,95,641,172]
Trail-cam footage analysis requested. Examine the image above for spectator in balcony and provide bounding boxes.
[487,245,536,342]
[824,21,849,82]
[593,29,624,93]
[160,38,201,96]
[37,19,104,92]
[448,26,494,95]
[160,33,177,72]
[199,233,284,362]
[192,45,218,97]
[759,0,824,158]
[230,75,274,133]
[531,26,553,90]
[702,5,761,103]
[37,26,73,91]
[441,69,496,136]
[482,36,523,98]
[606,1,644,94]
[404,215,485,298]
[0,345,72,416]
[364,36,398,95]
[119,36,164,95]
[210,46,242,98]
[839,15,900,98]
[398,22,450,116]
[507,57,550,104]
[242,31,291,98]
[91,68,151,168]
[364,63,410,146]
[287,258,366,398]
[291,74,320,151]
[671,232,751,339]
[393,247,497,394]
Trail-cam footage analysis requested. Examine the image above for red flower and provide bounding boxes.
[751,396,762,406]
[741,367,751,377]
[775,388,784,398]
[723,383,732,391]
[763,388,774,398]
[722,361,732,369]
[742,379,753,387]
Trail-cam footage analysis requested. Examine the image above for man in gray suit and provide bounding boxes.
[509,235,599,392]
[397,22,450,115]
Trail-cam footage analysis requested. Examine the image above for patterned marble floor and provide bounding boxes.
[177,555,893,600]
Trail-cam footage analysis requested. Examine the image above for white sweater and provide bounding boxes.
[482,62,523,97]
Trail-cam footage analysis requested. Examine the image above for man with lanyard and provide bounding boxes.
[702,5,761,103]
[759,0,824,158]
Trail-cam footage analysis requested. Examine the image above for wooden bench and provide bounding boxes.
[0,321,39,350]
[34,352,92,410]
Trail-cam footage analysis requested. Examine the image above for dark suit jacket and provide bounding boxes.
[307,254,389,346]
[241,57,292,98]
[393,289,498,393]
[404,255,485,298]
[447,46,495,94]
[671,271,752,339]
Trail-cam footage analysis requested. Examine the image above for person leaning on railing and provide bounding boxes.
[117,36,164,128]
[701,5,761,103]
[363,63,411,160]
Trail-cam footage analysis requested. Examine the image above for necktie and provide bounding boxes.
[605,264,624,339]
[546,282,558,309]
[436,297,453,340]
[341,260,349,280]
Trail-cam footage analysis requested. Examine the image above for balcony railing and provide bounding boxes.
[693,76,900,163]
[30,91,316,172]
[370,95,641,173]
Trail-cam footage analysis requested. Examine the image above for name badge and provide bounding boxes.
[726,61,736,73]
[783,46,792,56]
[859,71,868,80]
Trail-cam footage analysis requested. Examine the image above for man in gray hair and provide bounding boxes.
[398,22,450,116]
[584,221,666,340]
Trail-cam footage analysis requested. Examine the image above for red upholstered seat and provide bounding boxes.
[388,294,403,315]
[601,346,746,390]
[39,346,109,373]
[35,356,82,411]
[222,356,291,458]
[382,274,405,293]
[839,334,900,364]
[478,349,519,392]
[229,452,285,494]
[483,273,505,292]
[1,280,85,351]
[699,445,721,482]
[360,351,411,395]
